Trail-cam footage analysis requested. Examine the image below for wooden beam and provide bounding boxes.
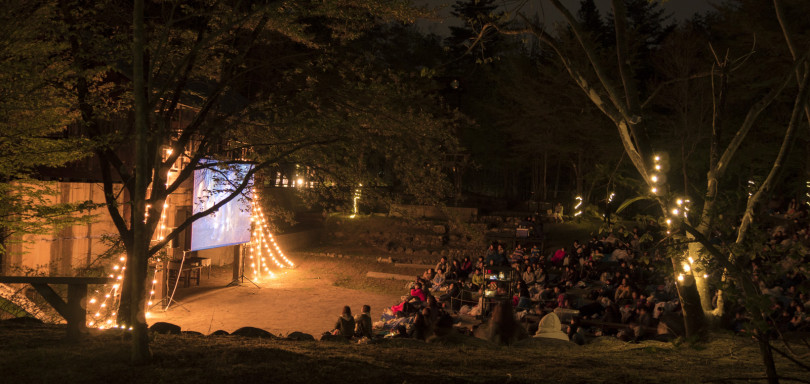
[0,276,112,285]
[29,283,69,319]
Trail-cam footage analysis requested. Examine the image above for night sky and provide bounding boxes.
[416,0,719,36]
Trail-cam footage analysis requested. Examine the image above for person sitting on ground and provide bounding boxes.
[484,243,499,266]
[510,244,525,265]
[435,256,448,274]
[497,244,508,264]
[475,300,528,345]
[422,268,436,283]
[460,256,473,280]
[534,311,569,341]
[431,268,446,291]
[447,259,462,281]
[551,247,566,266]
[535,267,547,285]
[475,256,486,272]
[522,265,536,286]
[614,278,633,304]
[516,281,532,310]
[391,282,427,314]
[529,244,541,265]
[409,311,430,341]
[553,202,564,223]
[439,281,461,311]
[470,267,485,290]
[418,268,435,289]
[332,305,356,339]
[354,304,373,339]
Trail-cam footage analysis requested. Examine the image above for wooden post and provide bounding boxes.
[66,283,86,341]
[232,244,241,283]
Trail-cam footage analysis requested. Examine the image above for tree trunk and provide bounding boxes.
[130,0,151,365]
[671,258,707,338]
[688,240,717,315]
[542,152,548,201]
[758,334,780,384]
[575,151,583,197]
[531,158,537,201]
[0,226,5,275]
[553,159,561,200]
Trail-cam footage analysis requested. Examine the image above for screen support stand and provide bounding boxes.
[227,244,260,289]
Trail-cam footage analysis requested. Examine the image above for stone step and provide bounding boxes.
[365,271,414,281]
[393,263,433,269]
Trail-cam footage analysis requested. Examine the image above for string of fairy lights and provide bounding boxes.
[647,154,707,284]
[84,157,294,330]
[248,190,295,279]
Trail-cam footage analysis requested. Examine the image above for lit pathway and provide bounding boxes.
[147,266,399,337]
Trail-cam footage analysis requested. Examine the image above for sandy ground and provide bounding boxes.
[146,262,400,337]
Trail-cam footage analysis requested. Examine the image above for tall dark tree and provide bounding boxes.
[34,0,457,363]
[446,0,507,59]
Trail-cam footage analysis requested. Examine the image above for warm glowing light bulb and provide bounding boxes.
[683,263,691,272]
[677,274,684,282]
[651,175,658,183]
[651,187,657,193]
[672,208,679,215]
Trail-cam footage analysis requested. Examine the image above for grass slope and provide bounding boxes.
[1,322,808,384]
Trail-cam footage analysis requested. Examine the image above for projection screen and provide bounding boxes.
[190,161,253,251]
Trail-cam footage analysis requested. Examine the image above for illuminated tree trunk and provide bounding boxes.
[130,0,151,364]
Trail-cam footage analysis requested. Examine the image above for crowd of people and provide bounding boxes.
[327,200,810,344]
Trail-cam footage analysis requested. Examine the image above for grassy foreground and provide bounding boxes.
[1,321,808,384]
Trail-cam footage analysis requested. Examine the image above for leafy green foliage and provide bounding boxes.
[0,1,97,256]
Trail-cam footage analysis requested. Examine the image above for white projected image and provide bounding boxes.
[190,161,253,251]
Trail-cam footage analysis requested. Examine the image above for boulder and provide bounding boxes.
[149,322,181,335]
[658,312,685,337]
[209,330,230,336]
[286,331,316,341]
[319,333,350,343]
[231,326,276,339]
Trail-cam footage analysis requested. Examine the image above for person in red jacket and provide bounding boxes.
[390,282,427,314]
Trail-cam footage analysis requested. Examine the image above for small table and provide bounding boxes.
[167,257,210,288]
[0,276,114,341]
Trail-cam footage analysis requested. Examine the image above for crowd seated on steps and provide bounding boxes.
[327,200,810,344]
